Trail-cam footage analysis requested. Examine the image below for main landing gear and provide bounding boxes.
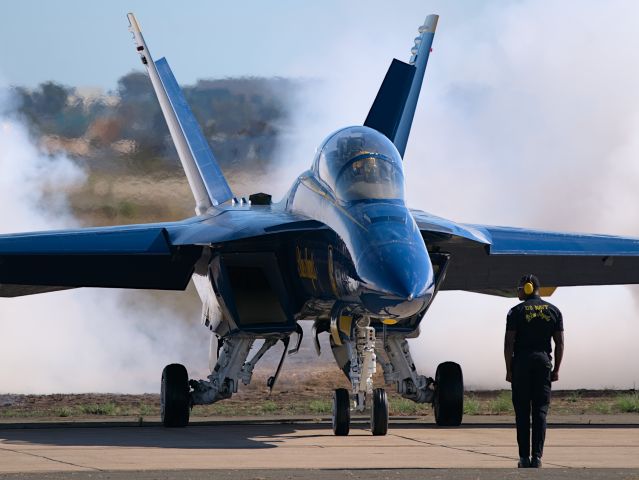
[163,332,301,427]
[433,361,464,426]
[160,363,190,427]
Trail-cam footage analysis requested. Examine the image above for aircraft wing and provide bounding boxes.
[411,209,639,297]
[0,209,324,297]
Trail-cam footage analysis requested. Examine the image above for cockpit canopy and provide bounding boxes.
[314,126,405,202]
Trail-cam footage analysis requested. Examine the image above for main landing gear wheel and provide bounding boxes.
[370,388,389,436]
[434,361,464,427]
[332,388,350,436]
[161,363,190,428]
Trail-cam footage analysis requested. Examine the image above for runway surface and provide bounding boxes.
[0,420,638,478]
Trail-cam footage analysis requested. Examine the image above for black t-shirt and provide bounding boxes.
[506,295,563,355]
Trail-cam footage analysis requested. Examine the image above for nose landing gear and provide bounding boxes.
[332,388,351,436]
[370,387,389,435]
[331,387,389,436]
[329,311,391,436]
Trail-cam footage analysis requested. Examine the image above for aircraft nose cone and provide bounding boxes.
[356,242,434,317]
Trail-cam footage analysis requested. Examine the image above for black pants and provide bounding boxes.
[511,351,552,458]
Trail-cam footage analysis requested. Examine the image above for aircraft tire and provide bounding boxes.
[332,388,350,436]
[370,388,389,436]
[161,363,190,428]
[434,361,464,427]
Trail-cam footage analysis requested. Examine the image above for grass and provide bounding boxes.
[260,400,278,414]
[3,390,639,420]
[138,403,154,416]
[593,401,612,414]
[566,391,582,403]
[463,395,481,415]
[78,403,118,416]
[615,393,639,413]
[57,407,73,417]
[488,391,513,414]
[308,399,332,414]
[389,398,421,415]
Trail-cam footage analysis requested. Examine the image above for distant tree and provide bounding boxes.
[36,82,70,117]
[118,71,153,100]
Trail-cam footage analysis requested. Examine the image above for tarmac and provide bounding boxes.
[0,416,638,479]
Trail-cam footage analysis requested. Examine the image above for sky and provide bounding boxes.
[0,0,484,89]
[2,0,639,392]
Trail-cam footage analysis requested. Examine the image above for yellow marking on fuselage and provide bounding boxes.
[327,245,339,297]
[296,246,317,290]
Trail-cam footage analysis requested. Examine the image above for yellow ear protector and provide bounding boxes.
[523,281,535,296]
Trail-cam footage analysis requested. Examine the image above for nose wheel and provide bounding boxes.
[332,388,351,435]
[370,388,389,435]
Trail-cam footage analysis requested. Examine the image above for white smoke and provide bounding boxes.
[0,100,207,394]
[2,1,639,394]
[273,0,639,389]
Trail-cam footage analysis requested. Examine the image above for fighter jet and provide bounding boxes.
[2,13,639,436]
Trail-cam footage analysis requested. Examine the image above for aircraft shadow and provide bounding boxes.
[0,423,332,449]
[2,421,634,451]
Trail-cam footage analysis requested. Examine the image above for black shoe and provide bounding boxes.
[530,456,542,468]
[518,457,531,468]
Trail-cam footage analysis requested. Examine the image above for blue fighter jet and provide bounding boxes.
[2,14,639,436]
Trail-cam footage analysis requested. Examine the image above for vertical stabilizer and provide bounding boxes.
[394,15,438,157]
[127,13,233,214]
[364,15,438,158]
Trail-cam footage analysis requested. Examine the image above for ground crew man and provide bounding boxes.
[504,274,564,468]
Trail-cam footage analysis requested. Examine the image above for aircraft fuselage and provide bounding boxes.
[285,126,435,328]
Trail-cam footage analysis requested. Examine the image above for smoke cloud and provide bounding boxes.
[2,1,639,393]
[0,100,208,393]
[273,0,639,389]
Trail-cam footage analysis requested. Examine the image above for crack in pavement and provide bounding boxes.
[0,445,103,472]
[388,433,571,468]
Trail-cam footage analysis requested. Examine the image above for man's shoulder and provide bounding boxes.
[508,302,525,314]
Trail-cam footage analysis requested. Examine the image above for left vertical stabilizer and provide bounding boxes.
[127,13,233,214]
[364,15,439,158]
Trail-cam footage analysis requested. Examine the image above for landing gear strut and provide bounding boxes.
[329,310,391,436]
[161,363,190,427]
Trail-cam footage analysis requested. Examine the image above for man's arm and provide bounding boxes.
[504,330,516,383]
[552,331,564,382]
